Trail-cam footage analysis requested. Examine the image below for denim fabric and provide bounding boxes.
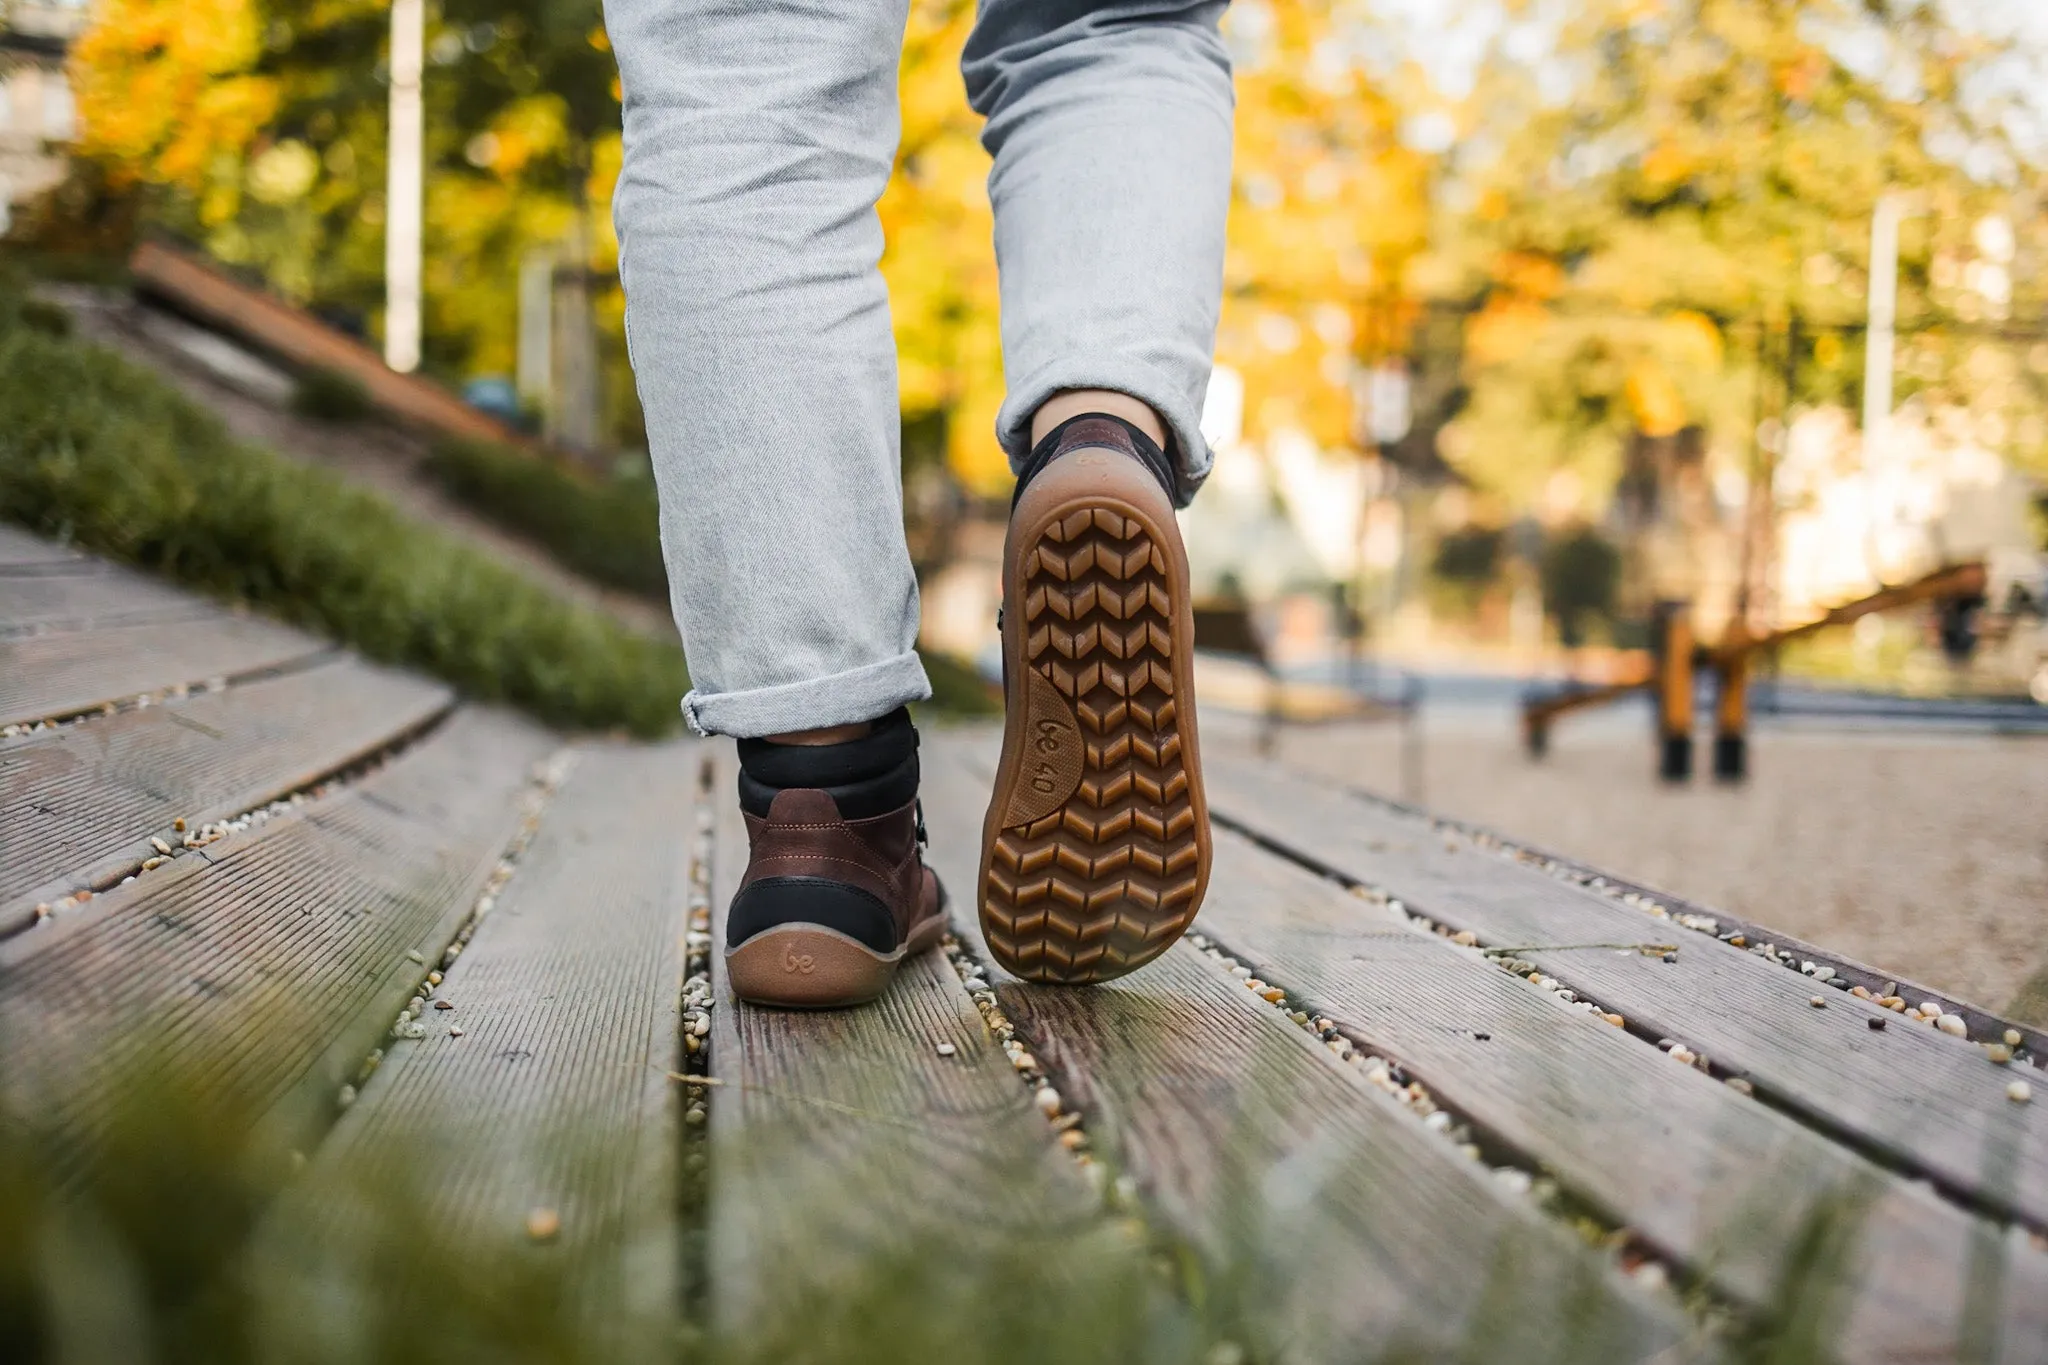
[607,0,1233,737]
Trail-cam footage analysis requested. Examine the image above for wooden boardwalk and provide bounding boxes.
[3,527,2046,1362]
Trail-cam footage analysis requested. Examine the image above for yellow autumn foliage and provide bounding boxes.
[66,0,1432,484]
[69,0,276,194]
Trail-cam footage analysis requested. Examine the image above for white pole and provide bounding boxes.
[384,0,424,373]
[1862,194,1902,464]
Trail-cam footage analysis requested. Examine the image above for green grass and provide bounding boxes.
[289,367,374,424]
[422,436,672,600]
[0,286,691,737]
[421,436,999,715]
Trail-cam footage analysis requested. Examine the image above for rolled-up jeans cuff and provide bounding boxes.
[995,357,1215,508]
[680,651,933,739]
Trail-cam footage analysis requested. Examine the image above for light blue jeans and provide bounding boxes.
[607,0,1233,737]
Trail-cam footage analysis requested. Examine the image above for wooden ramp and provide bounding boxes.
[2,524,2043,1363]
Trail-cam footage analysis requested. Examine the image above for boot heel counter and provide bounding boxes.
[727,876,898,954]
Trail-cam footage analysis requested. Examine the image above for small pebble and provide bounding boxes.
[935,1041,957,1057]
[1724,1077,1755,1095]
[1986,1043,2013,1065]
[525,1207,561,1242]
[427,971,443,986]
[406,950,425,964]
[1867,1017,1886,1032]
[1809,996,1826,1009]
[1602,1012,1625,1028]
[1920,1001,1944,1018]
[1059,1129,1086,1150]
[150,836,172,855]
[2006,1029,2024,1048]
[448,1025,465,1037]
[172,818,187,832]
[2008,1081,2033,1105]
[1450,930,1478,947]
[1260,988,1285,1003]
[434,999,454,1010]
[1035,1087,1061,1116]
[1936,1014,1967,1039]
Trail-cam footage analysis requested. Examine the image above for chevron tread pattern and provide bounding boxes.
[984,505,1203,983]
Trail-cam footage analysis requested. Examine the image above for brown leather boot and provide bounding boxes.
[725,708,947,1008]
[978,414,1211,984]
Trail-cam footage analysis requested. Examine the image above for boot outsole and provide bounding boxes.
[726,912,947,1010]
[979,447,1210,985]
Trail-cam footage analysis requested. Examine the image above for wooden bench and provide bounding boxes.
[3,522,2045,1360]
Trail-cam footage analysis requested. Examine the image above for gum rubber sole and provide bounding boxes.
[978,449,1211,985]
[726,914,946,1010]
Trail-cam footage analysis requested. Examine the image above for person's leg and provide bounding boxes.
[963,1,1233,985]
[964,0,1234,504]
[607,0,930,740]
[607,0,944,1008]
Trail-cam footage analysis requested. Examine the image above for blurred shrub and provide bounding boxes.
[16,297,72,339]
[919,647,999,717]
[0,301,690,737]
[1541,526,1622,649]
[289,366,373,423]
[1431,526,1504,587]
[422,437,671,600]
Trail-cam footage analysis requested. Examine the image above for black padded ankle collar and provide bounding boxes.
[737,706,915,789]
[736,707,919,820]
[1012,413,1180,508]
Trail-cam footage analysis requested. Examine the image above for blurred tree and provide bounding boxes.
[1540,524,1622,648]
[1426,0,2048,511]
[1219,0,1434,450]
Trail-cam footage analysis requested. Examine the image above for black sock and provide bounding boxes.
[736,707,918,820]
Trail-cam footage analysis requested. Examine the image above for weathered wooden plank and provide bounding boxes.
[0,707,556,1185]
[703,743,1099,1333]
[1206,754,2048,1233]
[0,565,219,634]
[1,657,453,935]
[1195,822,2048,1364]
[921,734,1703,1363]
[0,615,331,726]
[265,742,695,1333]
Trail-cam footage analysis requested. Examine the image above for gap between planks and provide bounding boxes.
[256,742,699,1343]
[0,614,334,729]
[1205,753,2048,1237]
[1190,811,2048,1364]
[922,731,1705,1363]
[0,707,558,1188]
[0,655,455,936]
[700,740,1101,1337]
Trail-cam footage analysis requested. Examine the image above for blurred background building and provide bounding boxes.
[0,0,84,236]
